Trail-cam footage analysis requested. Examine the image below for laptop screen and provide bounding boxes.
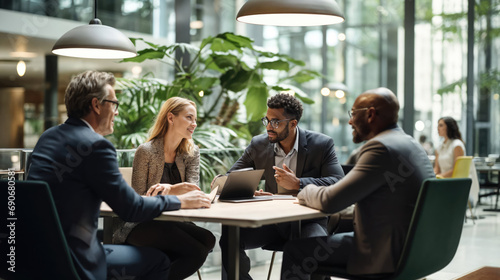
[218,169,265,200]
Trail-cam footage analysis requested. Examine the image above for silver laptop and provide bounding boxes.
[216,168,272,203]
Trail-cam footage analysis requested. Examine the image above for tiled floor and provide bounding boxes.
[426,203,500,280]
[187,202,500,280]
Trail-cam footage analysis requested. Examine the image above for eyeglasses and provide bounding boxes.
[102,99,120,112]
[348,107,370,119]
[261,117,293,129]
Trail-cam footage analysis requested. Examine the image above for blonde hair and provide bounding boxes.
[147,97,197,156]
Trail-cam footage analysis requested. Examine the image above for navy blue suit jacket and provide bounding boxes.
[27,118,181,280]
[228,127,344,194]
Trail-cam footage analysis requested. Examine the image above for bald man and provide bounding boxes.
[280,88,435,279]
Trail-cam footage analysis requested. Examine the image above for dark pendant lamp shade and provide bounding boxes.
[52,19,137,59]
[236,0,345,26]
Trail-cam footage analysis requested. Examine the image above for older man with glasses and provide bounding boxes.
[27,70,211,280]
[216,92,345,280]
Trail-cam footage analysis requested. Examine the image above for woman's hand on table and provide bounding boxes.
[169,182,201,195]
[146,183,172,196]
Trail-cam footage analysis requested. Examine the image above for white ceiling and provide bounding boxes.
[0,9,167,92]
[0,32,135,90]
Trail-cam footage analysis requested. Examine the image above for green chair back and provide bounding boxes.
[394,178,471,279]
[313,178,471,280]
[0,180,81,280]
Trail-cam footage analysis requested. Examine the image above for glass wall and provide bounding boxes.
[233,0,408,161]
[1,0,498,157]
[342,0,404,160]
[190,0,237,42]
[413,0,500,156]
[1,0,164,35]
[236,0,499,159]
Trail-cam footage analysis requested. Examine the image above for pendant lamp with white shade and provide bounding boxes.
[236,0,345,26]
[52,0,137,59]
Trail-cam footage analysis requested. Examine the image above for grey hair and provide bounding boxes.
[64,70,116,118]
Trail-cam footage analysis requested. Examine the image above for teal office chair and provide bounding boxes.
[312,178,472,280]
[0,180,81,280]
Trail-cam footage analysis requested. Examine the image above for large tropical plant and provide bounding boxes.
[111,77,167,148]
[121,32,319,135]
[109,32,322,189]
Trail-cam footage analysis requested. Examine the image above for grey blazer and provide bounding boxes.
[228,127,344,194]
[113,137,200,244]
[298,126,435,275]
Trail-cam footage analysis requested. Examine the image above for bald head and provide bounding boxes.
[349,87,400,142]
[358,87,399,126]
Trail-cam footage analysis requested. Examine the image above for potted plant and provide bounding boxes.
[109,32,322,188]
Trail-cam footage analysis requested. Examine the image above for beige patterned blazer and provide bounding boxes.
[112,137,200,244]
[131,137,200,194]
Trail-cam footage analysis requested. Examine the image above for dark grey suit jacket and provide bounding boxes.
[298,126,435,275]
[229,127,344,194]
[27,118,181,280]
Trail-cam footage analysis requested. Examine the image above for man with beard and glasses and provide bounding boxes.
[215,92,344,280]
[280,88,435,280]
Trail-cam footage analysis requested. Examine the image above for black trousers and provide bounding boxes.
[126,220,216,280]
[105,244,170,280]
[220,218,327,280]
[281,232,354,280]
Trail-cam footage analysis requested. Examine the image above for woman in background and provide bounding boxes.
[434,116,479,206]
[434,116,465,177]
[113,97,215,280]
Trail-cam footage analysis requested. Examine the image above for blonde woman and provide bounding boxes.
[113,97,215,280]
